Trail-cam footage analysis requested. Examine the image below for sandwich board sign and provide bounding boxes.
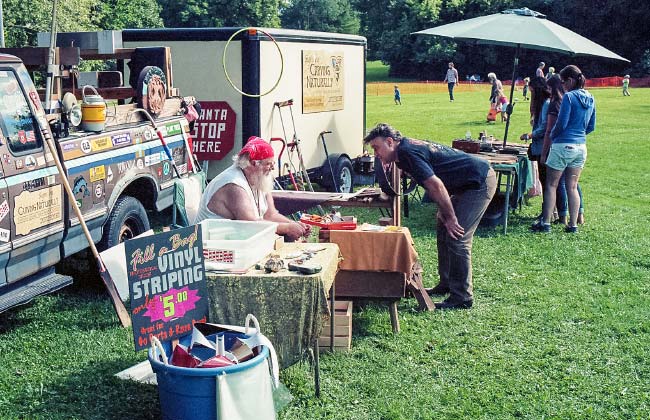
[125,225,208,351]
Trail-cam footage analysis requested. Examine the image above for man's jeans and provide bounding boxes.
[447,82,455,100]
[436,169,497,303]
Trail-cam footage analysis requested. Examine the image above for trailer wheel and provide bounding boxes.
[100,196,150,250]
[333,157,354,193]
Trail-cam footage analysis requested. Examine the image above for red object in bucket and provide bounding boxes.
[170,344,200,368]
[199,355,235,368]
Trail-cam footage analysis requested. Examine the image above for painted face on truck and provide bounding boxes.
[146,75,166,115]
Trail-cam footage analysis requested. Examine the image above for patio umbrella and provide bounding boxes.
[412,7,629,146]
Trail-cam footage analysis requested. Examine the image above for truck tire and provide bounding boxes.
[100,196,150,250]
[333,157,354,193]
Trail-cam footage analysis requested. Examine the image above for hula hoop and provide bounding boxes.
[222,27,284,98]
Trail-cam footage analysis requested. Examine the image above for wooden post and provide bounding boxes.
[392,165,401,226]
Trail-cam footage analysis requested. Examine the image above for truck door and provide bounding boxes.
[0,67,65,282]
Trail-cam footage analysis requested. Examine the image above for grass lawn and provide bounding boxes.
[1,85,649,419]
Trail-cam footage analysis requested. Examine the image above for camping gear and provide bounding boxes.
[149,315,277,420]
[80,85,107,132]
[413,7,629,146]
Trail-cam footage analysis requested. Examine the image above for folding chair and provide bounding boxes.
[172,171,207,228]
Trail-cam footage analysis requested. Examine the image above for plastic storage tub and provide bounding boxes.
[148,331,271,420]
[200,219,277,272]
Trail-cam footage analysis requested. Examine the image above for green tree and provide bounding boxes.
[281,0,360,34]
[157,0,281,28]
[3,0,102,47]
[99,0,164,29]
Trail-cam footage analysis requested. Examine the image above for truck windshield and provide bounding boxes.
[0,70,42,154]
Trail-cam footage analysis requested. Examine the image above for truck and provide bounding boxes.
[42,28,373,192]
[0,43,200,313]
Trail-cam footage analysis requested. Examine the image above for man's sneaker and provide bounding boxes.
[565,225,578,233]
[530,221,551,233]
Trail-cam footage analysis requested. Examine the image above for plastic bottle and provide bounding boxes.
[465,130,471,140]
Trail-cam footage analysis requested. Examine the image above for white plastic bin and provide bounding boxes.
[200,220,277,272]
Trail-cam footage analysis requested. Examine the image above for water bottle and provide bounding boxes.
[465,130,471,140]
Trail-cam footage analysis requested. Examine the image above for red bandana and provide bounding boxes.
[239,136,274,161]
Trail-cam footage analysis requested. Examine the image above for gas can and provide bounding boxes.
[81,85,106,132]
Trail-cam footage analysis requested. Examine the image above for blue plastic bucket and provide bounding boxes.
[148,332,270,420]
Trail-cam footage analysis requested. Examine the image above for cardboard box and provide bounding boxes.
[319,300,352,351]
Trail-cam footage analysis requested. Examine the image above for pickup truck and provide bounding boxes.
[0,50,200,312]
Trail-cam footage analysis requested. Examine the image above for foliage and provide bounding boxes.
[2,0,102,47]
[157,0,281,28]
[98,0,164,30]
[281,0,360,34]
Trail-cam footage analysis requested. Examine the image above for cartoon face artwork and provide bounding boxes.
[146,75,166,115]
[137,67,167,117]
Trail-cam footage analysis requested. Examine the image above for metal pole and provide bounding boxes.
[44,0,59,114]
[503,44,520,148]
[0,0,5,48]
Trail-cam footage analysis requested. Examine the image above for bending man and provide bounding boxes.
[195,136,310,241]
[364,124,496,309]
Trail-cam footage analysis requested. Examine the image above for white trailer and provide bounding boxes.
[120,27,370,192]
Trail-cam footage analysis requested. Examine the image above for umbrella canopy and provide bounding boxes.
[413,8,628,145]
[413,8,628,62]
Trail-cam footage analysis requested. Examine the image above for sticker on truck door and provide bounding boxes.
[13,185,62,236]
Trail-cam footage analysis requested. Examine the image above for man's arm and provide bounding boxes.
[207,184,258,220]
[421,175,464,239]
[263,192,311,241]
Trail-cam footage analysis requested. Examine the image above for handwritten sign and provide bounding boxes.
[126,225,208,351]
[302,50,345,113]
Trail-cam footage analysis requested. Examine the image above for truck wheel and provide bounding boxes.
[333,157,354,193]
[100,196,150,250]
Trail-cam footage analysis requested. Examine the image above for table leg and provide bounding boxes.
[389,301,400,334]
[312,343,321,398]
[330,279,335,352]
[502,172,512,235]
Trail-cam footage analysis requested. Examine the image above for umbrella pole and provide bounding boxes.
[503,44,520,148]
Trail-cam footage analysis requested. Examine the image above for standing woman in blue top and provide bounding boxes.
[535,65,595,233]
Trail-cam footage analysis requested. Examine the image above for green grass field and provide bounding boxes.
[1,84,649,419]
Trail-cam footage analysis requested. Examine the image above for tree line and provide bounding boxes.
[3,0,649,79]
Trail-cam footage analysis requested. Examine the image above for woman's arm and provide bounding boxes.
[550,95,570,140]
[541,113,558,164]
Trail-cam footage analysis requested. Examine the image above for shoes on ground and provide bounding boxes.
[435,299,473,310]
[565,225,578,233]
[530,221,551,233]
[425,284,450,296]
